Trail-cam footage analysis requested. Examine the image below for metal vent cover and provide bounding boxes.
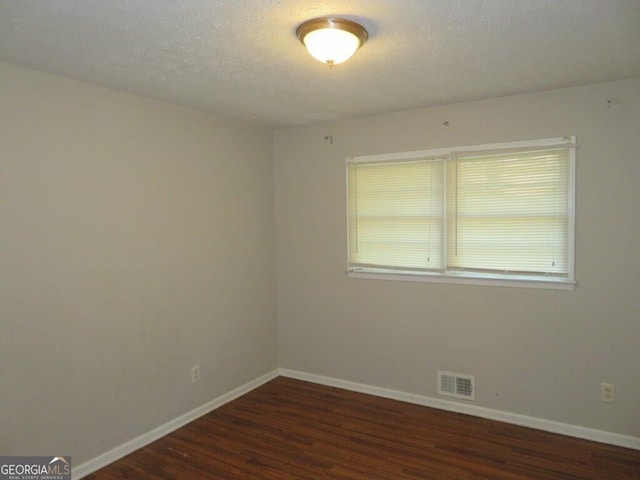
[438,370,475,401]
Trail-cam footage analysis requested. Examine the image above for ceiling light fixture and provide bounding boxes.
[296,18,368,67]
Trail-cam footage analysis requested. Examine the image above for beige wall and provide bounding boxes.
[0,63,277,462]
[274,78,640,437]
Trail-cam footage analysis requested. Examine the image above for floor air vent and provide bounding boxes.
[437,370,475,401]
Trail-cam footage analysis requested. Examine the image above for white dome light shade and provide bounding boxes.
[302,28,360,65]
[297,18,368,66]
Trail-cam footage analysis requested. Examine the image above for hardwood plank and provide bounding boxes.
[84,377,640,479]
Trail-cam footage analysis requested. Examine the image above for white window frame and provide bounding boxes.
[346,137,576,290]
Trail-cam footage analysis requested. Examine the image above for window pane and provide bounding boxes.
[447,149,569,275]
[348,160,444,270]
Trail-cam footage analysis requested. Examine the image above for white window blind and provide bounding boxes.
[346,138,575,287]
[348,159,444,271]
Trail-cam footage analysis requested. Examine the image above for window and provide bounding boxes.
[346,137,575,289]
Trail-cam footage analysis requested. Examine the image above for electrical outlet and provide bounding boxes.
[191,365,200,383]
[600,383,615,403]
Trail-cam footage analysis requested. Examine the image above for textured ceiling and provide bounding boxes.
[1,0,639,128]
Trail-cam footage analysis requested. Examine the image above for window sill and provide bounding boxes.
[346,269,576,291]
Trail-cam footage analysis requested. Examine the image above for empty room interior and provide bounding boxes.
[1,1,639,479]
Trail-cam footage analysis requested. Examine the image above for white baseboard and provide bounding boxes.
[279,368,640,451]
[72,369,279,479]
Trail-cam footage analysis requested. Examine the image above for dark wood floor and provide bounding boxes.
[85,377,639,479]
